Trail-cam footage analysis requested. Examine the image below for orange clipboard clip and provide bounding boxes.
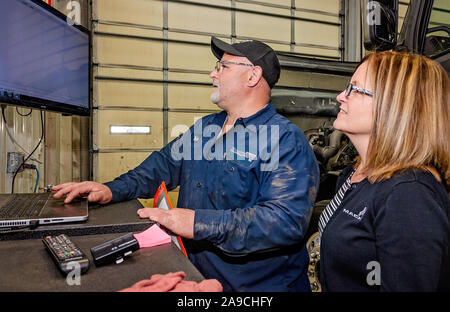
[153,182,188,258]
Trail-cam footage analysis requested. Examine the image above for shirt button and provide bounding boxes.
[197,182,202,188]
[229,167,234,172]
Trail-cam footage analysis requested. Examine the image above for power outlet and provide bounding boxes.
[7,152,24,174]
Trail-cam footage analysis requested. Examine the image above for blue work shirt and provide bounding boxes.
[105,102,320,291]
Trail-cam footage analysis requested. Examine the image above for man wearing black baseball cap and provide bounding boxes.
[208,36,282,133]
[52,37,319,292]
[210,36,281,89]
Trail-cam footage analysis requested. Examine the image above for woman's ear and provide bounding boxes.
[248,66,263,87]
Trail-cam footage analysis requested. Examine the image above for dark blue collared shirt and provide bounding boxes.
[105,102,320,291]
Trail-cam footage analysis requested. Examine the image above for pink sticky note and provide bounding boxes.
[133,224,171,248]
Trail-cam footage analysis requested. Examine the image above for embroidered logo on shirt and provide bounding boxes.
[343,206,367,221]
[229,147,257,161]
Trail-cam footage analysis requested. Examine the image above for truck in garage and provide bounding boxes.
[282,0,449,291]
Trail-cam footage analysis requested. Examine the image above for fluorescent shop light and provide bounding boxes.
[110,125,151,134]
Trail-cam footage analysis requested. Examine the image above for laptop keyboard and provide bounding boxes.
[0,194,49,218]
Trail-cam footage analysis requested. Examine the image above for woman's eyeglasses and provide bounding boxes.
[345,83,373,97]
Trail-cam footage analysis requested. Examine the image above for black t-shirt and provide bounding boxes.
[320,166,450,291]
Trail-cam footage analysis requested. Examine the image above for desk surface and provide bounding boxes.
[0,232,205,292]
[0,199,205,291]
[0,199,151,241]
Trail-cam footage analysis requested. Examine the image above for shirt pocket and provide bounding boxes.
[221,159,259,207]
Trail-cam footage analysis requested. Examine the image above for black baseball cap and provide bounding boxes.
[211,37,280,88]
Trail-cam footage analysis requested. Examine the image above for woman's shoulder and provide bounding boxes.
[377,169,449,209]
[374,170,450,238]
[385,169,445,190]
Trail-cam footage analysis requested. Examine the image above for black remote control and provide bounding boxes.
[43,234,89,276]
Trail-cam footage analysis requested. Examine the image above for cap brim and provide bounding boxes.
[211,37,245,60]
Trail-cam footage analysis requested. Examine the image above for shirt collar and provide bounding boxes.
[212,101,277,129]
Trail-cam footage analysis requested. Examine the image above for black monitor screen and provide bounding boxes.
[0,0,90,115]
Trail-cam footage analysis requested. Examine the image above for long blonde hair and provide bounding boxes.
[358,51,449,192]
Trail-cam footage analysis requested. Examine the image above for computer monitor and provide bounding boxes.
[0,0,90,116]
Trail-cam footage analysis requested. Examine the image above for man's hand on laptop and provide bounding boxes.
[52,181,113,204]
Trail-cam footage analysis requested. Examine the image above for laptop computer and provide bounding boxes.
[0,193,88,229]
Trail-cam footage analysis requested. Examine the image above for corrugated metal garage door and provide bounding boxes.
[92,0,344,185]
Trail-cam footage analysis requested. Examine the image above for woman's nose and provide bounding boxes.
[336,89,346,104]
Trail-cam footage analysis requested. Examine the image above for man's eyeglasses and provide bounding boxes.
[215,60,254,72]
[345,83,373,97]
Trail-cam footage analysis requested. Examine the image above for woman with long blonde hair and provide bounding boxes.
[319,51,449,291]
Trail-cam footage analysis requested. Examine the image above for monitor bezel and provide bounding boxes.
[0,0,91,116]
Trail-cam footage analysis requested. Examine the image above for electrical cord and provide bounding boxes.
[15,107,32,117]
[1,106,42,164]
[11,110,44,194]
[33,166,39,193]
[19,164,39,192]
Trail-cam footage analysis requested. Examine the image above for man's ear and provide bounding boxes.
[248,66,263,87]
